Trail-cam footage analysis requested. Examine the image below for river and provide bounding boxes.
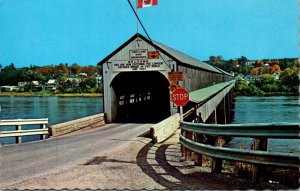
[0,96,103,144]
[229,96,299,153]
[1,96,299,151]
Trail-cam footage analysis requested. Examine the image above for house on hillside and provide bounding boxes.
[79,73,88,77]
[65,78,80,88]
[29,81,43,91]
[95,76,102,87]
[0,86,20,92]
[18,82,28,91]
[244,75,252,81]
[245,61,255,67]
[272,72,280,80]
[45,79,57,90]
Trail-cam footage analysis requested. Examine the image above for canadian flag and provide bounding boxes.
[137,0,158,8]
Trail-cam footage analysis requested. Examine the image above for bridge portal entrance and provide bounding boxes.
[98,33,228,123]
[111,71,170,123]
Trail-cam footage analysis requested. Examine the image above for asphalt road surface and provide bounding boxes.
[0,123,152,187]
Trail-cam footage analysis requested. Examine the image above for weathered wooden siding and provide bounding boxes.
[178,65,231,92]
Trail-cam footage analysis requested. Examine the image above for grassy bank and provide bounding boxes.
[0,92,102,97]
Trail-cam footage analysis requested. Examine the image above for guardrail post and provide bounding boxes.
[194,133,203,166]
[212,136,223,173]
[186,131,192,160]
[180,129,187,158]
[252,138,268,182]
[40,124,46,140]
[181,128,193,161]
[16,125,22,144]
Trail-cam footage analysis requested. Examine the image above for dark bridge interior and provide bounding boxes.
[111,71,170,123]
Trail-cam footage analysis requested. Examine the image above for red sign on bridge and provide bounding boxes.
[172,88,189,106]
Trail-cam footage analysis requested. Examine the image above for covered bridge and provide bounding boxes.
[98,33,233,123]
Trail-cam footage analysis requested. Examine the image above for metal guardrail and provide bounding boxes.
[180,135,300,168]
[0,118,49,143]
[180,121,300,181]
[181,122,300,139]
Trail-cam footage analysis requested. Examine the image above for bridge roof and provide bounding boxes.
[97,33,223,74]
[189,80,235,103]
[151,40,221,73]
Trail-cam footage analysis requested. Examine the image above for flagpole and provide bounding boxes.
[136,0,139,33]
[127,0,174,71]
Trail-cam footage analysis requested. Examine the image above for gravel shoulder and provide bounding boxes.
[3,129,297,190]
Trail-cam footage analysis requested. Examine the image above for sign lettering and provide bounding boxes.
[129,49,148,60]
[168,72,184,81]
[172,88,189,106]
[112,60,166,72]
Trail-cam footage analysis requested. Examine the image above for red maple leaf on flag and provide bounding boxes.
[137,0,158,8]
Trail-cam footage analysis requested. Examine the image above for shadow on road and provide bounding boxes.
[136,141,293,190]
[84,156,136,165]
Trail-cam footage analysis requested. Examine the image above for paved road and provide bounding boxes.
[0,123,152,187]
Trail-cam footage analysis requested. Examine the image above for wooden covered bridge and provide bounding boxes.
[98,33,234,124]
[1,34,299,186]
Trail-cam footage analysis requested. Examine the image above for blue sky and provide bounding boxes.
[0,0,298,68]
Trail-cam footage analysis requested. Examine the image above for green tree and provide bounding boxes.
[280,67,299,87]
[260,74,275,84]
[0,64,18,85]
[237,56,248,66]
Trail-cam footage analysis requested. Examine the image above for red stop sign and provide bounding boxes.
[172,88,189,106]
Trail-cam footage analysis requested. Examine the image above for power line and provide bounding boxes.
[127,0,173,71]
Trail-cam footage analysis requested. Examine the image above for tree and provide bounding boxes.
[70,63,81,75]
[260,74,275,84]
[226,59,238,72]
[208,55,223,65]
[280,67,299,87]
[251,67,261,75]
[37,66,54,77]
[268,64,281,74]
[253,60,264,68]
[237,56,248,66]
[266,60,280,66]
[51,63,69,84]
[96,65,103,76]
[0,64,18,85]
[80,66,96,77]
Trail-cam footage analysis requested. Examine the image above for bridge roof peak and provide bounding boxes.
[97,33,222,74]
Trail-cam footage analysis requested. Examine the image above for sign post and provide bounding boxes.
[179,106,184,122]
[171,88,189,122]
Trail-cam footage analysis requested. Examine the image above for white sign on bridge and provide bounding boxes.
[129,49,148,60]
[112,60,166,72]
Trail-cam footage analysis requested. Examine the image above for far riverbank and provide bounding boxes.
[0,92,102,97]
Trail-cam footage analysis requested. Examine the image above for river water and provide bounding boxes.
[0,96,103,144]
[228,96,299,153]
[0,96,299,152]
